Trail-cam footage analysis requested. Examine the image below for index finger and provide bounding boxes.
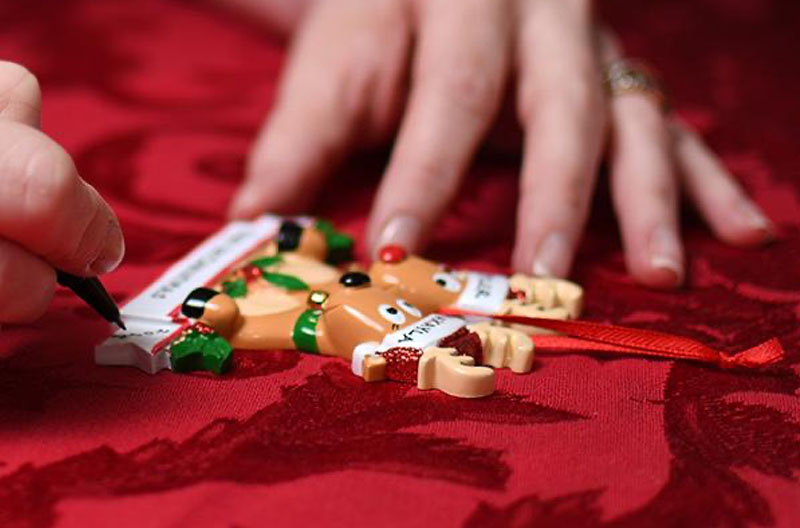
[366,0,511,255]
[0,120,124,276]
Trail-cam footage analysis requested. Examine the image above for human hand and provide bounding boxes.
[0,61,124,324]
[228,0,773,288]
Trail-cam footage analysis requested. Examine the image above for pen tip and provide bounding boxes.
[116,319,127,331]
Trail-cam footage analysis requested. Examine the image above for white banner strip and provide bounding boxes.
[95,319,181,374]
[96,214,300,373]
[122,215,283,323]
[454,272,509,315]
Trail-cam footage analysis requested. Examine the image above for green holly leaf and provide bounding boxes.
[315,219,353,263]
[170,328,233,375]
[326,232,353,252]
[250,255,283,269]
[201,334,233,374]
[314,219,335,234]
[222,278,248,298]
[262,271,309,291]
[170,331,207,372]
[170,334,205,372]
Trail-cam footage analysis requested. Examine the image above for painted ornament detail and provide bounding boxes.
[95,216,584,398]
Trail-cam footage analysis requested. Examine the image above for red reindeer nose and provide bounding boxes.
[379,245,407,263]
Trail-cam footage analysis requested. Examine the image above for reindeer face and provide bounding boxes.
[369,249,466,313]
[322,272,427,352]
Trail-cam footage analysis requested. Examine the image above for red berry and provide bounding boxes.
[242,265,262,281]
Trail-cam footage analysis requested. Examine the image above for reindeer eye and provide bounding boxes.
[396,298,421,317]
[378,304,406,326]
[432,272,461,292]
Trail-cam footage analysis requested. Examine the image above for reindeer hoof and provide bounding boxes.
[417,347,495,398]
[469,322,534,373]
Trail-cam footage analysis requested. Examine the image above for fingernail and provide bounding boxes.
[90,254,122,275]
[373,215,422,258]
[737,200,774,237]
[90,221,125,275]
[648,226,683,282]
[531,232,570,277]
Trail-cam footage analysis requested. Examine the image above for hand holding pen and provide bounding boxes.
[0,61,125,326]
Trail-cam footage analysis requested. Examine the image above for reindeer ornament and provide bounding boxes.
[179,271,534,398]
[98,217,579,398]
[96,216,787,397]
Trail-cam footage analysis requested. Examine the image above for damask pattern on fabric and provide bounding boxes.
[0,0,798,526]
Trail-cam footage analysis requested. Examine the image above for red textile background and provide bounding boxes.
[1,0,799,526]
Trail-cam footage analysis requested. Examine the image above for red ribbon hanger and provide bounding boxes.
[439,309,786,369]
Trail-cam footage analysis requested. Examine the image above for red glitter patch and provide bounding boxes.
[380,347,423,383]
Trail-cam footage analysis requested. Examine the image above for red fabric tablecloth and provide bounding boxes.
[1,1,799,526]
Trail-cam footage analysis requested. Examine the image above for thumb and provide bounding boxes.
[0,61,42,128]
